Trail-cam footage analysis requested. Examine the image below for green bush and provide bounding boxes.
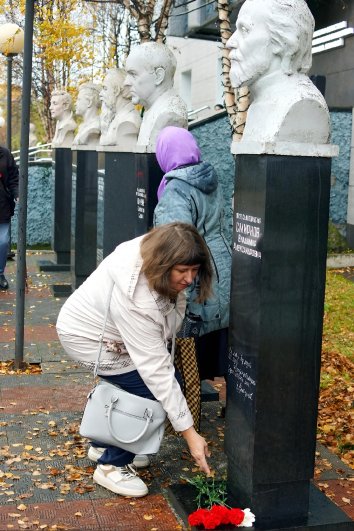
[327,220,350,254]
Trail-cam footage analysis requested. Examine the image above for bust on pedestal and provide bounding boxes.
[124,42,188,152]
[41,90,76,275]
[70,82,102,288]
[99,68,141,150]
[50,90,77,148]
[96,59,169,258]
[72,82,101,148]
[221,1,348,530]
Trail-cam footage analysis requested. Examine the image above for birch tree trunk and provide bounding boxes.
[155,0,173,43]
[122,0,155,42]
[121,0,172,42]
[217,0,249,142]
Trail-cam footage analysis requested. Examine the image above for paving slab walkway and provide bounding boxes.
[0,252,353,530]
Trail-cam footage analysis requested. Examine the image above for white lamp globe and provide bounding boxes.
[0,23,24,55]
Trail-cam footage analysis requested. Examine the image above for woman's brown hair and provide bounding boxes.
[140,222,213,302]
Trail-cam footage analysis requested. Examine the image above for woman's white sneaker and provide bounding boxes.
[87,446,150,468]
[93,464,148,497]
[132,454,150,468]
[87,446,106,462]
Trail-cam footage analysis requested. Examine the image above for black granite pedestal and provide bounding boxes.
[97,151,163,262]
[39,148,72,272]
[70,150,98,289]
[168,153,350,530]
[223,154,350,530]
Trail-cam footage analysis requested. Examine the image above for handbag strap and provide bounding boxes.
[107,399,153,444]
[94,280,178,375]
[171,310,176,364]
[94,280,115,378]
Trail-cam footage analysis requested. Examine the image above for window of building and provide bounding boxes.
[181,69,192,110]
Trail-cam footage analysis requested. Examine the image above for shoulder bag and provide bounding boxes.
[79,281,167,454]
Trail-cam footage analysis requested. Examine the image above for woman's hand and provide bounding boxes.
[180,426,211,475]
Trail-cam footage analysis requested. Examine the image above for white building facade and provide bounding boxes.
[167,36,224,119]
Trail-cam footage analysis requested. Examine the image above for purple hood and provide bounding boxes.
[156,127,201,200]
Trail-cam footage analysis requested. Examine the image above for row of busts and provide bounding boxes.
[50,42,188,153]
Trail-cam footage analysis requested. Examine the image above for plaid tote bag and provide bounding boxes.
[165,337,201,435]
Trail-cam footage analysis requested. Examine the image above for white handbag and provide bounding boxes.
[79,281,166,454]
[80,380,166,454]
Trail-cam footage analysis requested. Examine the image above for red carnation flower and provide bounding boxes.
[202,511,222,529]
[210,505,230,524]
[188,508,208,526]
[228,507,245,526]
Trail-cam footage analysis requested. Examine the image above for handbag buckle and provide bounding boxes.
[144,408,153,422]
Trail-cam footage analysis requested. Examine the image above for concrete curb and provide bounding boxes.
[327,254,354,268]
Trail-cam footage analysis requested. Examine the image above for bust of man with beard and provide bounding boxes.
[99,69,141,150]
[226,0,330,148]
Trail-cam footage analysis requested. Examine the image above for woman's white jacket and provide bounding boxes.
[56,236,193,433]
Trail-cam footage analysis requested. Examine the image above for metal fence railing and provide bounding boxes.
[188,105,211,122]
[13,142,52,163]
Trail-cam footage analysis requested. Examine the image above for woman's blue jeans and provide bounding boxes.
[91,370,156,467]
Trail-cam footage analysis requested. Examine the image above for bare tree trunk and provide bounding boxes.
[137,16,152,42]
[87,0,173,46]
[122,0,154,42]
[155,0,173,42]
[217,0,249,142]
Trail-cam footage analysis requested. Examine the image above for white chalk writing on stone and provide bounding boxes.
[228,349,256,401]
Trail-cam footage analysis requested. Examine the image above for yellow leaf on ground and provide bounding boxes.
[322,425,335,433]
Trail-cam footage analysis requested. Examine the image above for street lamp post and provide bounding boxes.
[15,1,35,369]
[0,23,25,150]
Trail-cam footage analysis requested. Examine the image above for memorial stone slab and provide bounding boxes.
[97,151,163,261]
[71,149,98,288]
[38,148,72,272]
[225,154,340,529]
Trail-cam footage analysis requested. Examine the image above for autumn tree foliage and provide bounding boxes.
[0,0,97,141]
[33,0,96,140]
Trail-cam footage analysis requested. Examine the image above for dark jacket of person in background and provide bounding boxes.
[0,146,19,223]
